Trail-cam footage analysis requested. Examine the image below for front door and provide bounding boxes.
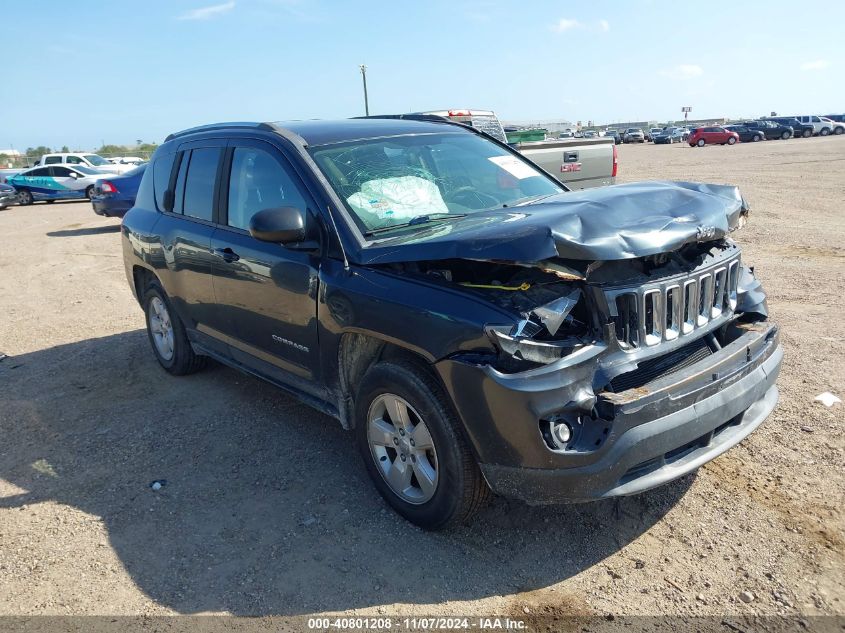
[210,139,322,383]
[49,166,86,199]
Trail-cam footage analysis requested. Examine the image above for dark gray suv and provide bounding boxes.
[122,118,782,529]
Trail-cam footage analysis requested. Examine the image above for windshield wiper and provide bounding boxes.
[364,213,467,236]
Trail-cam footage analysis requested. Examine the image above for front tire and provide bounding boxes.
[820,128,830,136]
[143,281,206,375]
[803,129,812,138]
[834,127,844,135]
[781,131,791,140]
[753,134,762,142]
[727,136,737,145]
[356,360,490,530]
[17,189,33,205]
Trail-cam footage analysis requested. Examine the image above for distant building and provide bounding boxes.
[0,149,22,168]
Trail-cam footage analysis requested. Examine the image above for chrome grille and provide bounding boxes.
[605,255,740,349]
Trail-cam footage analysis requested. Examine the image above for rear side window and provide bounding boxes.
[226,147,307,231]
[181,148,220,221]
[28,167,51,177]
[44,156,61,164]
[50,167,72,177]
[153,152,176,211]
[66,156,83,164]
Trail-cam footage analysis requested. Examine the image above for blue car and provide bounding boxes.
[91,163,146,218]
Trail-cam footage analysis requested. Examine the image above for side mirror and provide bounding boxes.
[69,172,79,179]
[249,206,307,244]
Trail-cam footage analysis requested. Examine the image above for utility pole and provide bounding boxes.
[359,64,369,116]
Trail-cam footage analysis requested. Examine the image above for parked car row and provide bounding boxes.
[3,160,147,213]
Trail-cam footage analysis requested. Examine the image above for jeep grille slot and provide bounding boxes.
[605,255,740,350]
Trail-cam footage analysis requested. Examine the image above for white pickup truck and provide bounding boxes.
[36,153,132,174]
[418,109,616,190]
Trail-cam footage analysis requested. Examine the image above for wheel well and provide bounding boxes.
[337,333,436,430]
[132,266,156,305]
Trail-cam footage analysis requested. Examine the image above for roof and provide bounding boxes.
[165,118,466,147]
[279,118,465,146]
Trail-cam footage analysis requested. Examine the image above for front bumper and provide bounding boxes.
[437,321,781,504]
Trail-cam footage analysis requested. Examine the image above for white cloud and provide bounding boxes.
[551,18,609,34]
[800,59,830,71]
[177,1,235,21]
[551,18,582,32]
[659,64,704,80]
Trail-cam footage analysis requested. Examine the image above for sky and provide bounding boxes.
[2,0,843,150]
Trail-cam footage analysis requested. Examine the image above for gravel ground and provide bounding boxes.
[0,137,842,622]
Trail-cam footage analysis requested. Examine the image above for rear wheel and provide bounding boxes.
[802,129,812,138]
[752,134,762,142]
[781,131,791,140]
[143,281,206,375]
[356,360,490,530]
[697,138,706,147]
[834,127,844,135]
[16,189,33,205]
[820,128,830,136]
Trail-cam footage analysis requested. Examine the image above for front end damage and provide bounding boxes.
[362,181,781,503]
[391,236,779,504]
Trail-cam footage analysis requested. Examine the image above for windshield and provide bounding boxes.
[124,164,147,177]
[83,154,110,166]
[310,132,564,234]
[72,165,101,175]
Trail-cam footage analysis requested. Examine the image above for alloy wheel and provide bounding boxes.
[367,393,439,505]
[148,296,175,361]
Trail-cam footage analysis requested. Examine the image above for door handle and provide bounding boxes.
[563,151,579,163]
[212,247,240,263]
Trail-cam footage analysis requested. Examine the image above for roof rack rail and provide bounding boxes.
[354,113,457,125]
[164,122,275,142]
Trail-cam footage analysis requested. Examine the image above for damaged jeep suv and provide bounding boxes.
[122,118,782,529]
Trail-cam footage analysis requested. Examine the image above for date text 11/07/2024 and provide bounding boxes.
[306,616,527,630]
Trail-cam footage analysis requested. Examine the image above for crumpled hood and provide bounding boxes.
[356,181,748,264]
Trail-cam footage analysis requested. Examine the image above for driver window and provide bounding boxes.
[66,156,82,164]
[226,147,307,231]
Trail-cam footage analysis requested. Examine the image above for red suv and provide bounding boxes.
[688,126,740,147]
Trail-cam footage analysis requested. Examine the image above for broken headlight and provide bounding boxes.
[485,288,587,368]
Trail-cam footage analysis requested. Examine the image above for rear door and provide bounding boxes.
[209,138,323,383]
[13,167,54,199]
[154,139,228,344]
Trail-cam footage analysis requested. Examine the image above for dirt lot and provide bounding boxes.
[0,137,843,622]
